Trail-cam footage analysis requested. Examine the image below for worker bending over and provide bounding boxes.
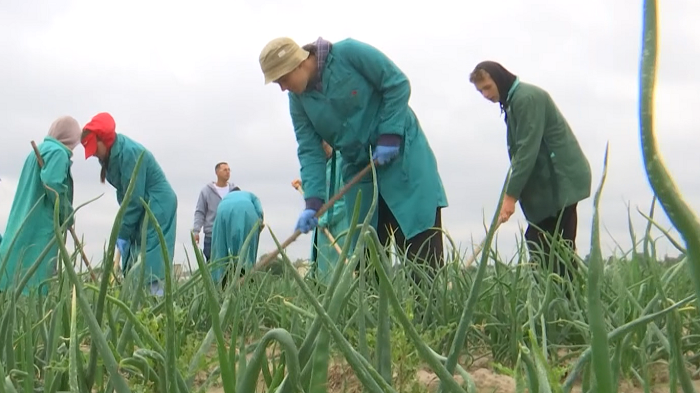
[259,36,448,286]
[210,189,264,289]
[469,61,592,282]
[81,112,178,296]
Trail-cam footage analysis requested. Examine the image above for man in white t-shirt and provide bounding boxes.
[192,162,240,261]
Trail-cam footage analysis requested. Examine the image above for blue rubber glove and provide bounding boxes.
[150,281,164,297]
[295,209,319,234]
[116,238,128,265]
[372,145,400,165]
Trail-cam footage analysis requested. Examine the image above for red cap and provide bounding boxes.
[81,132,98,159]
[81,112,117,159]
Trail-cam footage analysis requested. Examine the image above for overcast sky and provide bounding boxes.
[0,0,698,273]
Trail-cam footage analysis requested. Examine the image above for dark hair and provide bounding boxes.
[99,157,109,184]
[302,43,317,55]
[89,134,109,184]
[215,162,228,171]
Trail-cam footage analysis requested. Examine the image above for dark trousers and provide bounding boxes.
[375,195,444,287]
[524,203,579,281]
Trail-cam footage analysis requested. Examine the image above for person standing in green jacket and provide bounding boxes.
[0,116,82,295]
[210,189,264,288]
[469,61,592,281]
[81,112,178,296]
[292,141,350,284]
[259,37,448,286]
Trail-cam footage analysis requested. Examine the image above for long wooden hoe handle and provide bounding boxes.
[246,162,373,279]
[463,221,502,269]
[31,140,98,282]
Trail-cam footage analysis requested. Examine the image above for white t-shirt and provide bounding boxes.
[215,186,229,199]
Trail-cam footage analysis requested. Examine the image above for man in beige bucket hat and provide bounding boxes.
[259,36,448,291]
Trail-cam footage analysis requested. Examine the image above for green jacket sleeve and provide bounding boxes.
[341,39,409,137]
[39,149,72,223]
[506,94,546,199]
[289,93,327,205]
[117,148,149,241]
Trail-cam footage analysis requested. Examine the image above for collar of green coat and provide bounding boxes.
[43,135,74,157]
[505,77,520,106]
[317,50,337,95]
[298,49,339,98]
[107,133,124,161]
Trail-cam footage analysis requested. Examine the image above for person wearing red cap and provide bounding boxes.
[81,112,178,296]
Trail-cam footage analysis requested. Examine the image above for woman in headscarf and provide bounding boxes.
[468,61,592,281]
[259,37,448,287]
[81,112,178,296]
[0,116,81,295]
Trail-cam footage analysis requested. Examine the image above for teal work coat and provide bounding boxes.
[0,137,74,295]
[105,134,178,283]
[289,38,448,242]
[309,151,350,283]
[504,79,592,224]
[210,190,264,282]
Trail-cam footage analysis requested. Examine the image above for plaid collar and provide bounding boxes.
[303,37,332,92]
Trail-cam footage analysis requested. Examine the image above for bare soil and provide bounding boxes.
[202,356,700,393]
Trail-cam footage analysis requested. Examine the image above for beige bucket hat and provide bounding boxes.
[259,37,310,84]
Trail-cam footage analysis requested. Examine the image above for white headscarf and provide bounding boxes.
[48,116,81,150]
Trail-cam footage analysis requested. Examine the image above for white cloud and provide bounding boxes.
[0,0,698,271]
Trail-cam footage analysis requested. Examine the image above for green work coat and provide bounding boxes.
[105,134,178,283]
[289,38,448,243]
[210,190,264,282]
[309,150,350,283]
[504,79,592,224]
[0,136,74,295]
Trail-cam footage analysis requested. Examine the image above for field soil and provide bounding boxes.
[203,357,700,393]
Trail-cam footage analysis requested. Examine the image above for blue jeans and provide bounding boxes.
[203,234,212,262]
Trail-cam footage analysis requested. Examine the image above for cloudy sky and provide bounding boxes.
[0,0,698,272]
